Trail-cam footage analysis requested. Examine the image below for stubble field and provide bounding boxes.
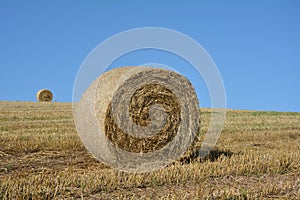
[0,101,299,199]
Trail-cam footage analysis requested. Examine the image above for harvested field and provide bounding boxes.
[0,101,299,199]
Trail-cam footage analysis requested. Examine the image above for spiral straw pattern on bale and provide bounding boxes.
[74,66,200,172]
[36,89,53,102]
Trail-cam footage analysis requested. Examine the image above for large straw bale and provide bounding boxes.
[74,66,200,172]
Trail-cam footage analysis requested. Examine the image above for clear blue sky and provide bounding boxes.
[0,0,299,112]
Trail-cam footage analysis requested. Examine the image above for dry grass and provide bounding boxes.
[0,101,299,199]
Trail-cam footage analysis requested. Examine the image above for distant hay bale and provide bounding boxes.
[74,66,200,172]
[36,89,53,102]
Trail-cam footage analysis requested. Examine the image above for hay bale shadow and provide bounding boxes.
[179,148,233,164]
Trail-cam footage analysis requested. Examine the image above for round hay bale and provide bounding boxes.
[36,89,53,102]
[74,66,200,172]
